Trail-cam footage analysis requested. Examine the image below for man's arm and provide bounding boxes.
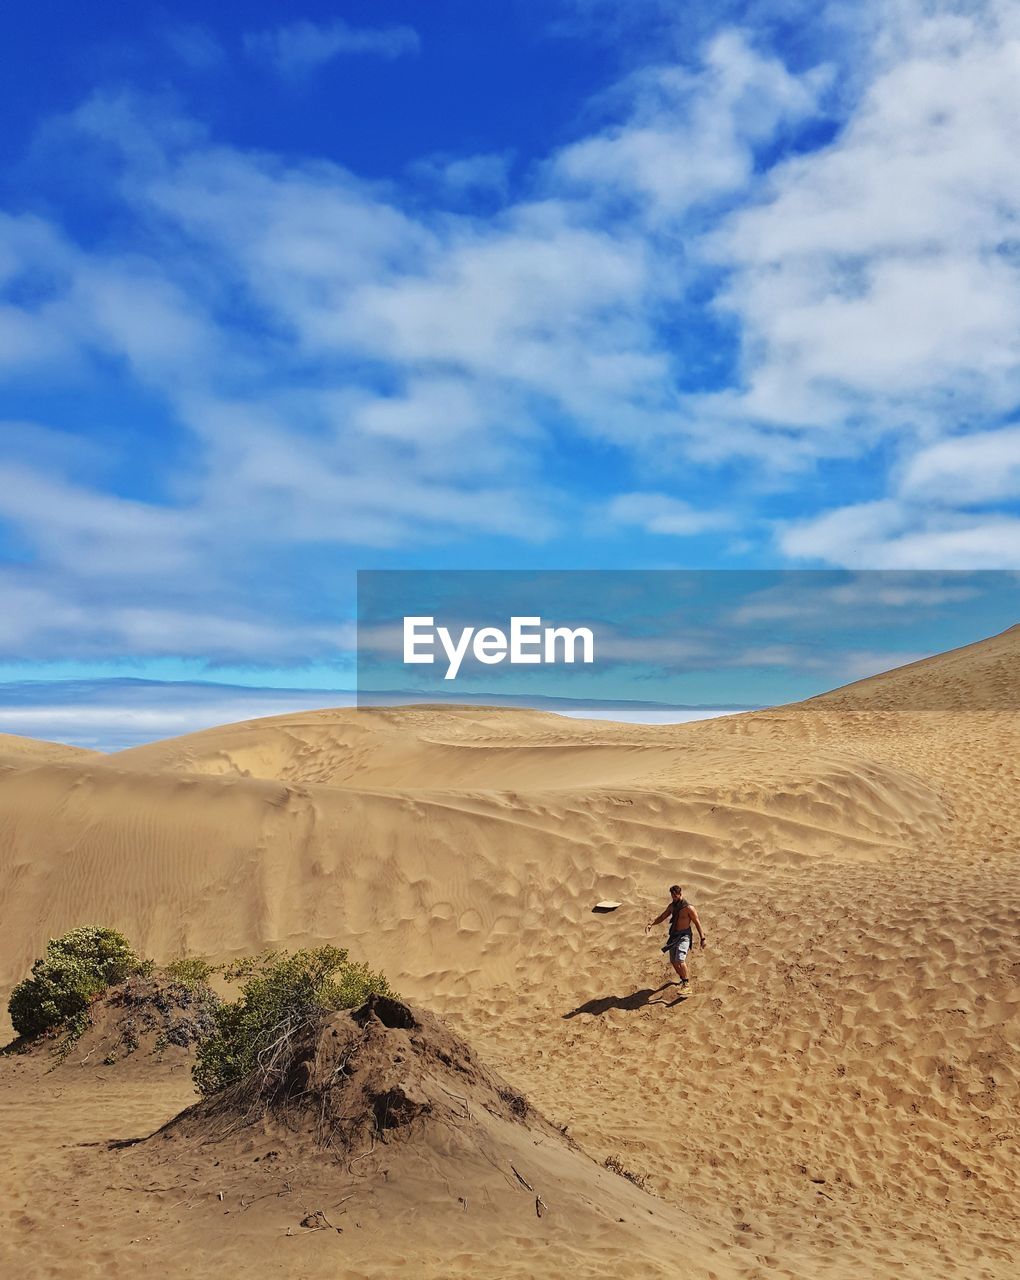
[689,906,707,947]
[646,905,671,930]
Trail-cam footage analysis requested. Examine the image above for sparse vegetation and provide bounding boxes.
[111,973,221,1061]
[498,1085,530,1119]
[5,933,389,1086]
[604,1154,649,1190]
[193,945,394,1097]
[164,956,218,988]
[8,927,139,1040]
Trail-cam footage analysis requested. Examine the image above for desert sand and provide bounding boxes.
[0,626,1017,1277]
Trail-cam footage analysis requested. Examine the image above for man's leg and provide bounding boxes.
[671,935,691,984]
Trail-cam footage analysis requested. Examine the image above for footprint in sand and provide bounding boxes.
[458,909,483,933]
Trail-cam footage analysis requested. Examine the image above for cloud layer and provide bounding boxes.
[2,3,1020,672]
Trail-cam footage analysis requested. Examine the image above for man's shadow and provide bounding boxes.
[562,983,688,1018]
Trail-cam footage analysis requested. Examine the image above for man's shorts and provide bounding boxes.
[668,929,692,962]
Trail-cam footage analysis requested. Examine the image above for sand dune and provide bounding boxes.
[0,732,98,766]
[804,621,1020,710]
[0,629,1017,1277]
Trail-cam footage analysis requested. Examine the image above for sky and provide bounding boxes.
[2,2,1020,745]
[357,569,1020,702]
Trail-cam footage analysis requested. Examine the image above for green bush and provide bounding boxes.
[193,945,393,1097]
[8,927,139,1040]
[164,956,218,988]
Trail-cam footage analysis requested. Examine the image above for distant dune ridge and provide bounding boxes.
[0,732,98,765]
[0,625,1017,1277]
[804,621,1020,710]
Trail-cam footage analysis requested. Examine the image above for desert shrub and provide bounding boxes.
[164,956,218,987]
[110,973,221,1059]
[8,927,139,1040]
[604,1154,649,1190]
[498,1086,530,1119]
[193,945,394,1097]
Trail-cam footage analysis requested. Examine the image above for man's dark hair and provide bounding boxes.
[669,884,681,895]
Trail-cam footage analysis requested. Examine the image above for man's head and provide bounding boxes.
[669,884,682,899]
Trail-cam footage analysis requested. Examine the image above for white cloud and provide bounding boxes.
[554,31,830,221]
[410,152,514,201]
[607,491,732,535]
[900,426,1020,505]
[0,565,357,661]
[700,4,1020,447]
[0,463,203,577]
[0,213,81,371]
[101,119,676,443]
[346,377,534,477]
[72,260,224,385]
[244,19,420,78]
[729,573,981,624]
[34,43,826,468]
[781,501,1020,568]
[187,394,554,546]
[0,203,224,390]
[347,216,656,393]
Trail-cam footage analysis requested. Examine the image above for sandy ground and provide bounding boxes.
[0,627,1017,1277]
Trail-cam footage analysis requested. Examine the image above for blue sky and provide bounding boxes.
[2,2,1020,744]
[357,570,1020,702]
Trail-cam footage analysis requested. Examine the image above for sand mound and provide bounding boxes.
[8,974,218,1077]
[169,992,555,1148]
[805,621,1020,710]
[96,994,707,1278]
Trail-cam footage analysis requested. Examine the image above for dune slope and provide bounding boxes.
[803,621,1020,711]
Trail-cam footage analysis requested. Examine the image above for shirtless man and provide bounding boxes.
[645,884,706,988]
